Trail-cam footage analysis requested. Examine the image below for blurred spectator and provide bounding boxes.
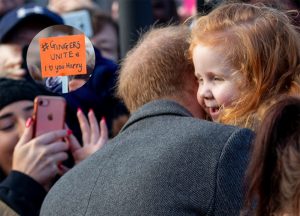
[0,3,63,79]
[111,0,180,25]
[58,6,120,62]
[90,11,119,62]
[0,44,26,79]
[48,0,101,14]
[0,3,63,46]
[0,0,24,18]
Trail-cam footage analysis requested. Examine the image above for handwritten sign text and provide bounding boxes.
[39,34,87,78]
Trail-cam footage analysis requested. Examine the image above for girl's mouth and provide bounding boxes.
[208,106,220,120]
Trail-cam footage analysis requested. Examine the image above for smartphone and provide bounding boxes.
[33,96,66,137]
[62,10,93,38]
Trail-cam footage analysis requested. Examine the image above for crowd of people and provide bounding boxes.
[0,0,299,215]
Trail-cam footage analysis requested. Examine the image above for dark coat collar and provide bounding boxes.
[121,99,192,132]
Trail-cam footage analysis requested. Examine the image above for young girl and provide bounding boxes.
[244,95,300,216]
[190,2,300,129]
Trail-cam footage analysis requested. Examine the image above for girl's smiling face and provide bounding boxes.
[193,44,243,121]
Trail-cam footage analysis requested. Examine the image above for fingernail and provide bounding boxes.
[89,108,93,113]
[101,116,106,123]
[26,117,33,128]
[67,129,73,136]
[77,107,82,113]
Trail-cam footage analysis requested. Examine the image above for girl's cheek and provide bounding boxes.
[196,90,204,105]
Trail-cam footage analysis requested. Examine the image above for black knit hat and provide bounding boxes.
[0,78,49,110]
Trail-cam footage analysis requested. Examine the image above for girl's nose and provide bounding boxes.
[199,83,213,99]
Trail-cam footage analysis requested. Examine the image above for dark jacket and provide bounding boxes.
[41,99,253,216]
[0,171,46,216]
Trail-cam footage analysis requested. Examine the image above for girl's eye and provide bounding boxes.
[0,124,15,132]
[213,77,224,81]
[197,77,203,83]
[0,117,16,132]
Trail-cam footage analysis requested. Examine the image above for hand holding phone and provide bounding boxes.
[12,96,69,190]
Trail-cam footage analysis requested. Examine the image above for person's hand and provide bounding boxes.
[12,118,71,191]
[68,108,108,164]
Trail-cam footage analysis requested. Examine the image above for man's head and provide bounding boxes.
[117,25,204,118]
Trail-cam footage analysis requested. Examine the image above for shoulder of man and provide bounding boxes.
[206,127,254,216]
